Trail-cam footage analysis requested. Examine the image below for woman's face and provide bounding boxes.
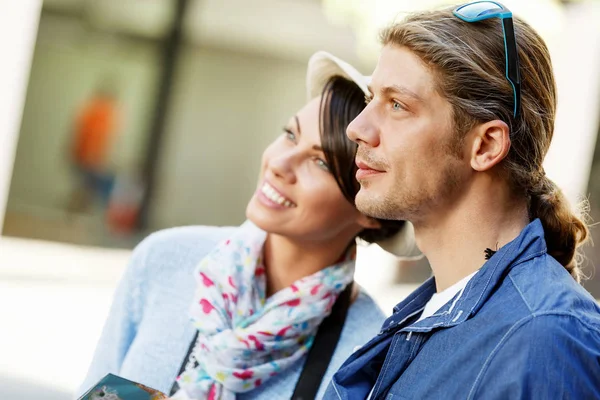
[246,96,374,243]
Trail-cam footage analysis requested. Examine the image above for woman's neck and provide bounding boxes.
[263,233,353,297]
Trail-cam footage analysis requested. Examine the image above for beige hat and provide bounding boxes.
[306,51,371,100]
[305,51,422,260]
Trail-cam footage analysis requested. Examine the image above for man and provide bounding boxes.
[68,83,119,215]
[323,3,600,399]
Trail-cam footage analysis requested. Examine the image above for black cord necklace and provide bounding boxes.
[484,248,497,260]
[484,242,500,260]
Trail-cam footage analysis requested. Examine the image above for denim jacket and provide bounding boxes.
[325,219,600,399]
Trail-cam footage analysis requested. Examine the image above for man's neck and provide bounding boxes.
[414,184,529,292]
[263,233,353,297]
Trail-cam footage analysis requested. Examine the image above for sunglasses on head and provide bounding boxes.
[453,1,521,118]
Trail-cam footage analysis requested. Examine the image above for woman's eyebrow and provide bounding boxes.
[294,115,302,135]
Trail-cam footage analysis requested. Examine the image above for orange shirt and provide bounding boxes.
[73,97,118,169]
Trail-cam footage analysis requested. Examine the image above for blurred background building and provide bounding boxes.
[0,0,599,399]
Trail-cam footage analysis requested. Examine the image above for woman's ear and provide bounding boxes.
[357,214,381,230]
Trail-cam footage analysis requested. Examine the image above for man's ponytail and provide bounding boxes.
[528,175,589,282]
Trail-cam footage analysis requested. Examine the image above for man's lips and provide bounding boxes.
[356,160,385,180]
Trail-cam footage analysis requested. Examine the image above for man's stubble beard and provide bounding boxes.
[354,123,465,222]
[355,156,464,222]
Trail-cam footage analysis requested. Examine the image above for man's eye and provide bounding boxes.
[392,101,405,111]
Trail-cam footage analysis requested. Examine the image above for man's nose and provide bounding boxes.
[347,105,381,148]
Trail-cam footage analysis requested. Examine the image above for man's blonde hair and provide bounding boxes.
[380,8,588,280]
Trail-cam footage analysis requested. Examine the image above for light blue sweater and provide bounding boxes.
[78,226,386,399]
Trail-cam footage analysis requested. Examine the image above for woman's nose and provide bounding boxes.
[267,151,297,184]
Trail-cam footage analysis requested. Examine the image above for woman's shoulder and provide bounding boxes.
[333,288,386,356]
[123,225,238,308]
[345,288,387,336]
[140,225,236,256]
[239,288,387,400]
[117,225,238,336]
[131,225,236,275]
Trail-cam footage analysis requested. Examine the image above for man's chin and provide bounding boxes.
[356,187,409,221]
[355,189,385,219]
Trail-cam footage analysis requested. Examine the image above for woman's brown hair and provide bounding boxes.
[319,75,405,243]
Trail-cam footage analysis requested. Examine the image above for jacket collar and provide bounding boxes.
[381,219,548,333]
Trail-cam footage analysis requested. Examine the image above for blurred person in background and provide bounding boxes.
[325,3,600,399]
[67,78,120,215]
[106,172,145,235]
[78,51,421,400]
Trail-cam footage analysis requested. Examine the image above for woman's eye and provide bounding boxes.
[365,94,373,105]
[315,158,330,171]
[284,128,296,142]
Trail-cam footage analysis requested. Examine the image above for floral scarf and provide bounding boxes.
[171,221,355,400]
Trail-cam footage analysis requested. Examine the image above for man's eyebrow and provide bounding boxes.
[367,84,424,103]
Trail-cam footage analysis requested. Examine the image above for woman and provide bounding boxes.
[78,51,420,400]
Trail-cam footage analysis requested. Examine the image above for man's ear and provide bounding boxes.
[469,119,511,172]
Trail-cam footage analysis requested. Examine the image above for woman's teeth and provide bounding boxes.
[261,182,295,208]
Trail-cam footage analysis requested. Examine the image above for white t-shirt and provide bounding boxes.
[416,270,478,323]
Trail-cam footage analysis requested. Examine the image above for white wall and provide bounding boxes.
[150,47,307,229]
[0,0,42,225]
[544,1,600,206]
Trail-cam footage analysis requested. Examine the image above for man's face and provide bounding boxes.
[348,45,470,223]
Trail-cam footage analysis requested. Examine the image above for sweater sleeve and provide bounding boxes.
[76,236,151,397]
